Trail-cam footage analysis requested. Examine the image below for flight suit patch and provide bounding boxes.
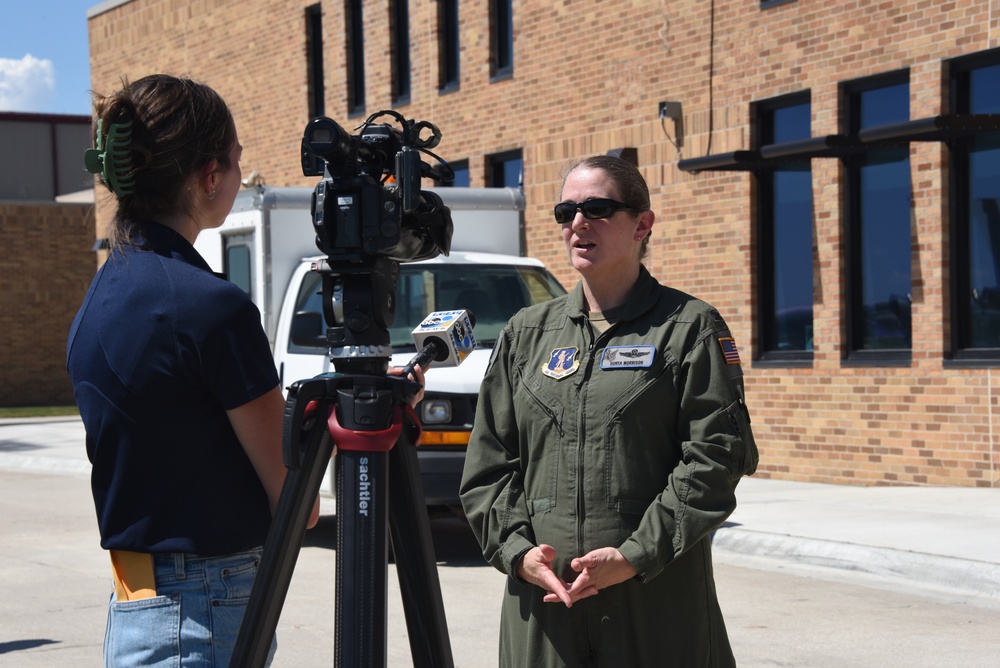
[718,337,742,365]
[718,334,745,385]
[542,347,580,379]
[600,345,656,369]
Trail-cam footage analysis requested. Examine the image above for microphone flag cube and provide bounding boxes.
[411,310,477,368]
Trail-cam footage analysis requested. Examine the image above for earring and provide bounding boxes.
[207,188,217,200]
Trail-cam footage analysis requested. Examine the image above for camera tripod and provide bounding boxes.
[230,294,454,668]
[231,108,460,667]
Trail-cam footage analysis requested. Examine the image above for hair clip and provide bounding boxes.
[84,118,136,196]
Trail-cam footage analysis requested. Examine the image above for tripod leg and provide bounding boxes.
[230,418,333,668]
[388,424,455,668]
[335,449,390,668]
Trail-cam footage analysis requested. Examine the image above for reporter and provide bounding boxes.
[66,74,318,667]
[460,155,759,667]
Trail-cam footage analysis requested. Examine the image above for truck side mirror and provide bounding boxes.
[290,311,326,349]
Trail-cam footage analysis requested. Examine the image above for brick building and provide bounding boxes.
[86,0,1000,488]
[0,112,95,407]
[0,202,94,407]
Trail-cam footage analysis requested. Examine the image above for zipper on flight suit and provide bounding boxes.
[575,323,614,563]
[728,410,742,439]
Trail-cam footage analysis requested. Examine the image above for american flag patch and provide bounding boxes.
[718,337,741,365]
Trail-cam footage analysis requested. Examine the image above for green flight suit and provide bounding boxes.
[461,266,758,667]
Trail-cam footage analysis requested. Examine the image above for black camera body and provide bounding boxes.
[301,113,454,265]
[298,112,455,371]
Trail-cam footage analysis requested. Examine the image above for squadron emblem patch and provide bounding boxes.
[542,347,580,379]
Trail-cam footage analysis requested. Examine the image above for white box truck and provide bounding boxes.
[194,185,566,512]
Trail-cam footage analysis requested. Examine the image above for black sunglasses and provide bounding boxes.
[553,198,638,224]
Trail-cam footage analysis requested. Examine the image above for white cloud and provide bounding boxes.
[0,54,56,112]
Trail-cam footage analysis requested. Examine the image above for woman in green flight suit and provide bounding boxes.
[460,155,759,667]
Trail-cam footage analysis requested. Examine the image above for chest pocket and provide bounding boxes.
[511,360,567,510]
[602,351,681,512]
[516,366,565,436]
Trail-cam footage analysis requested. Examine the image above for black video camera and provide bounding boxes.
[298,111,456,370]
[301,111,454,265]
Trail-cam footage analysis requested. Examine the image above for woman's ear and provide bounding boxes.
[199,158,221,195]
[637,209,655,239]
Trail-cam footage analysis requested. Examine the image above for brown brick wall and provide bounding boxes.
[87,0,1000,487]
[0,202,95,406]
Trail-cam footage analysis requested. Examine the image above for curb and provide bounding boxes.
[0,453,90,476]
[0,416,81,426]
[713,527,1000,606]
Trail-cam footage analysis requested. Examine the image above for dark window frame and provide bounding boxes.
[438,0,460,94]
[487,149,523,189]
[345,0,365,117]
[947,49,1000,364]
[486,150,525,252]
[305,4,325,118]
[490,0,514,81]
[761,0,797,8]
[437,159,469,187]
[754,92,815,366]
[841,70,913,367]
[390,0,411,105]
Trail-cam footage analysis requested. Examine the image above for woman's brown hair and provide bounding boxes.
[90,74,235,250]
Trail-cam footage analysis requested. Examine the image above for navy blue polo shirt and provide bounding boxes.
[66,222,279,556]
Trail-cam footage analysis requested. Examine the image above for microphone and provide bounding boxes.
[400,310,477,377]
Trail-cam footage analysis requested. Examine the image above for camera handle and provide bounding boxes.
[230,373,454,668]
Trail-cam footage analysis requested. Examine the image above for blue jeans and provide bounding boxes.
[104,548,276,667]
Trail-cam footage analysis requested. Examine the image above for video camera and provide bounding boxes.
[298,111,456,370]
[301,110,454,265]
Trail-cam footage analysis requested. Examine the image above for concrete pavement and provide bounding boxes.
[1,415,999,667]
[0,416,501,667]
[2,415,999,606]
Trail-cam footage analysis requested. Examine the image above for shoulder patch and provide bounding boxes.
[718,336,741,365]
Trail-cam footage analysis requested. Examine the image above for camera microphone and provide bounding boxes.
[401,310,477,377]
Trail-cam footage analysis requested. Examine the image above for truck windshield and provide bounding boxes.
[290,263,567,352]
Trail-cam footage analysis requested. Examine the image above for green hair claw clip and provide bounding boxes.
[84,118,136,197]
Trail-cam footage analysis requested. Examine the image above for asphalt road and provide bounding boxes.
[2,419,1000,667]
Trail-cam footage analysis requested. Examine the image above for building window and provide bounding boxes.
[761,0,797,8]
[305,5,324,118]
[756,94,814,362]
[439,0,460,93]
[490,0,513,81]
[951,54,1000,360]
[843,73,912,363]
[438,159,469,187]
[390,0,410,105]
[488,150,522,189]
[346,0,365,116]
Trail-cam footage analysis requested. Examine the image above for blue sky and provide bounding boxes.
[0,1,94,116]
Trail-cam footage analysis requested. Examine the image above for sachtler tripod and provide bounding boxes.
[230,269,455,668]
